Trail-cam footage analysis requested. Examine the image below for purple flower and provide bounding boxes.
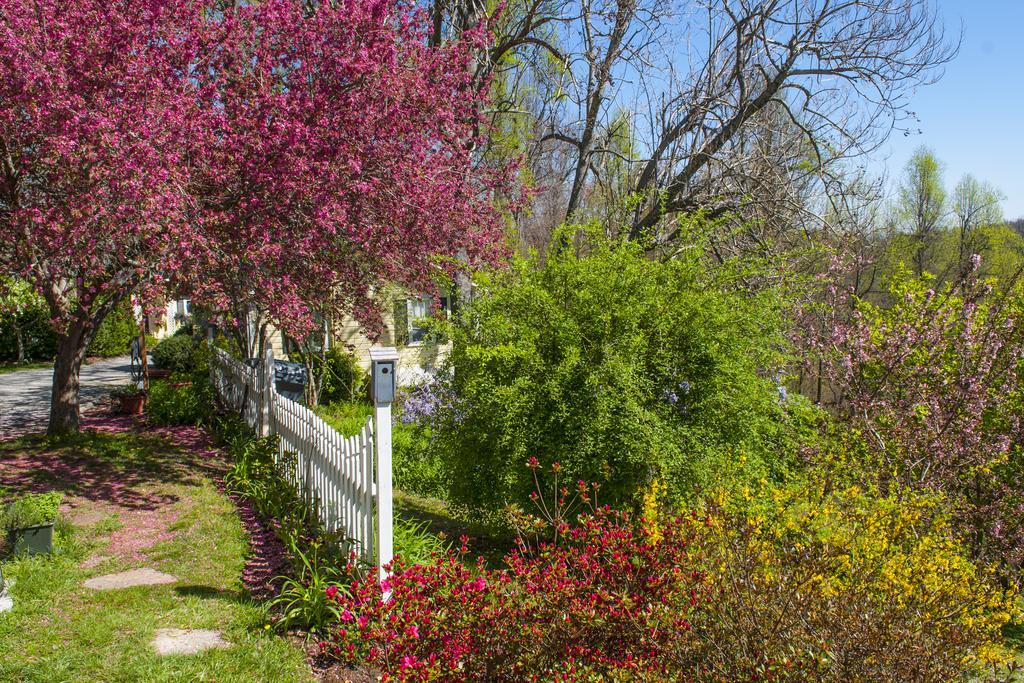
[399,380,458,426]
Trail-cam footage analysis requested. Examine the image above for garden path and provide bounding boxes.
[0,356,132,439]
[0,408,312,678]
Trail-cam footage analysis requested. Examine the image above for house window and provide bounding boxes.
[282,314,329,356]
[398,294,453,346]
[175,299,190,316]
[407,296,432,344]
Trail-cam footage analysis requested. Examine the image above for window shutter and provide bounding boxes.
[445,290,457,319]
[393,298,409,346]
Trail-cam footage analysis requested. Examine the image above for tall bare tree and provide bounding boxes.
[625,1,957,246]
[430,0,957,255]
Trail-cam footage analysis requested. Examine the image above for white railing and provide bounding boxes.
[210,346,392,577]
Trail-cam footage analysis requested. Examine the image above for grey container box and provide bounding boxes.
[9,524,54,556]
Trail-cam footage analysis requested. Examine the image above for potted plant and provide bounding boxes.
[2,492,62,556]
[111,382,147,414]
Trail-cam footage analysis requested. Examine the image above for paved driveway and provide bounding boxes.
[0,356,132,439]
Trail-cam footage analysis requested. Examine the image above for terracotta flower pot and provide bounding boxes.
[118,394,147,415]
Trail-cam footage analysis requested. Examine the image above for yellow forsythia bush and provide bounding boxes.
[673,485,1019,682]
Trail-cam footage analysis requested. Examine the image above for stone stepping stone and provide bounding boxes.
[152,628,230,655]
[83,568,177,590]
[70,510,108,526]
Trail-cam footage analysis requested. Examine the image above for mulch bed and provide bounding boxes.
[229,492,292,600]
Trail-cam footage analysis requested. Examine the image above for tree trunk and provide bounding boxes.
[13,321,25,364]
[48,323,94,435]
[304,353,321,407]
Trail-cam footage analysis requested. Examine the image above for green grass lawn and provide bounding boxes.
[0,361,51,375]
[0,430,312,682]
[394,490,513,568]
[312,400,373,436]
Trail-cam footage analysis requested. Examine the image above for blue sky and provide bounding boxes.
[876,0,1024,219]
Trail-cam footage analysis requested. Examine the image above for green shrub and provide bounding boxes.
[304,346,368,405]
[392,424,447,499]
[146,380,213,426]
[89,301,138,357]
[432,226,821,512]
[222,433,314,551]
[172,321,194,337]
[2,492,63,529]
[188,338,212,379]
[210,413,252,450]
[0,302,56,362]
[151,335,196,374]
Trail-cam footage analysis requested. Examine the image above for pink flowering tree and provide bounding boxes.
[802,257,1024,571]
[0,0,212,433]
[1,0,515,433]
[185,0,515,346]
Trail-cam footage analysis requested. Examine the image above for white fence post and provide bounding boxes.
[262,344,275,437]
[369,347,398,598]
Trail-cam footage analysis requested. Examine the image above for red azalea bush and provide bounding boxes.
[325,507,710,681]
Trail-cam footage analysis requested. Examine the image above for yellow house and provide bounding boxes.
[146,298,192,340]
[151,291,454,388]
[266,293,452,387]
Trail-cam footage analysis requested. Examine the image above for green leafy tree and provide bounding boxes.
[952,174,1005,274]
[0,277,49,363]
[897,146,947,276]
[87,301,138,358]
[431,225,820,512]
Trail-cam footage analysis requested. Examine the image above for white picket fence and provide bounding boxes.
[210,346,392,578]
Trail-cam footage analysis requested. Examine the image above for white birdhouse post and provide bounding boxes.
[369,346,398,598]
